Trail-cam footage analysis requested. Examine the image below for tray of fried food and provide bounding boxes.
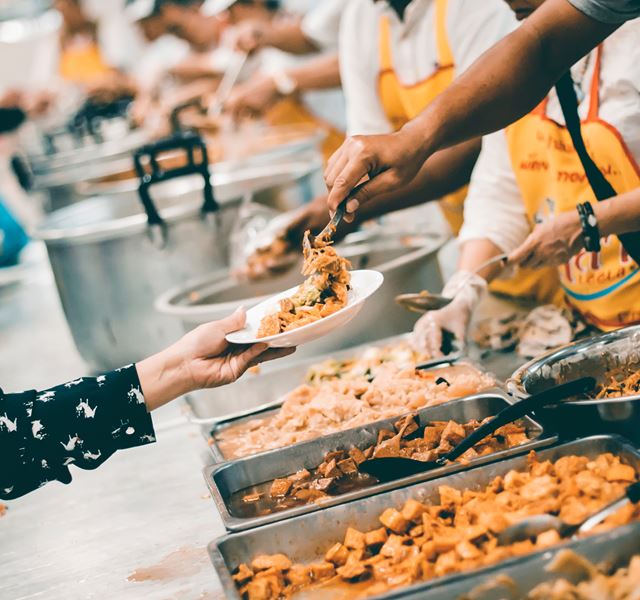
[205,391,553,532]
[209,435,640,600]
[210,360,497,463]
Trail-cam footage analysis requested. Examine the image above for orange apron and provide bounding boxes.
[377,0,465,235]
[506,46,640,329]
[60,34,111,85]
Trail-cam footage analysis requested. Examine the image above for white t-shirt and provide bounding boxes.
[300,0,346,50]
[459,20,640,253]
[132,35,190,89]
[339,0,517,136]
[568,0,640,23]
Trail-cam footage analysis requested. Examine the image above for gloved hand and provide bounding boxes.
[411,270,487,357]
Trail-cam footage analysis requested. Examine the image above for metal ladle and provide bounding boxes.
[497,479,640,546]
[395,253,510,313]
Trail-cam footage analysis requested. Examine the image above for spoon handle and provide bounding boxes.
[577,479,640,534]
[441,377,596,464]
[318,200,347,240]
[471,253,509,276]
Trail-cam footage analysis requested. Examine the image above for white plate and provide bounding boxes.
[226,270,384,348]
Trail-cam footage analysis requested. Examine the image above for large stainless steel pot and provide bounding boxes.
[155,228,447,362]
[34,135,325,372]
[508,324,640,442]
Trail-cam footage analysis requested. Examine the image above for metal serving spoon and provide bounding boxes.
[358,377,596,483]
[396,253,510,313]
[208,51,249,118]
[497,479,640,546]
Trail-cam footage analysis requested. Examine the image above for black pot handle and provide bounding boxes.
[10,154,34,192]
[133,130,218,246]
[170,97,207,133]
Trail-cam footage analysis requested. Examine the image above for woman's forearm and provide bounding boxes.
[401,0,617,162]
[287,54,340,91]
[263,19,320,55]
[595,187,640,237]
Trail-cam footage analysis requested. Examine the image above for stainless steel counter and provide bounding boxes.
[0,244,227,599]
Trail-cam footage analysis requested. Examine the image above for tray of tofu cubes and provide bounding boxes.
[209,434,640,600]
[203,390,555,532]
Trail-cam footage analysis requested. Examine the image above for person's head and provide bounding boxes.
[160,0,220,50]
[127,0,167,42]
[225,0,280,25]
[503,0,546,20]
[138,14,167,42]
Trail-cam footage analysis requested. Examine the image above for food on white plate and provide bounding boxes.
[257,231,351,338]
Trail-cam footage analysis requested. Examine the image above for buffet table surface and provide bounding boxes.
[0,243,525,600]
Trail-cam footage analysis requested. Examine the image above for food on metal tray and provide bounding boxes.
[216,363,495,460]
[473,305,587,358]
[593,369,640,399]
[232,414,531,518]
[257,231,351,338]
[242,237,295,281]
[304,342,430,385]
[232,452,639,599]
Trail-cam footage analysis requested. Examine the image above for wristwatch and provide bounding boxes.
[576,201,601,253]
[271,70,298,96]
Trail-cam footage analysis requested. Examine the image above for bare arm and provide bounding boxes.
[235,18,320,55]
[288,53,340,90]
[325,0,618,211]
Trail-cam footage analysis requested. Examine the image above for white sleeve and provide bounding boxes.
[339,1,393,136]
[301,0,346,50]
[449,0,518,75]
[458,130,531,253]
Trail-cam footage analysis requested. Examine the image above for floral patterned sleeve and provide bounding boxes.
[0,364,156,500]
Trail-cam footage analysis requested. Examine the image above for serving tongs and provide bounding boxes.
[358,376,596,483]
[303,200,348,252]
[396,253,509,313]
[497,479,640,546]
[208,51,248,118]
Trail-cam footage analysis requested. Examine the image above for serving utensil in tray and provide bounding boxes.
[203,391,553,532]
[508,324,640,442]
[208,435,640,600]
[359,377,594,482]
[205,357,496,464]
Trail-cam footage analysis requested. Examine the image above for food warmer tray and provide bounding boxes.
[208,435,640,600]
[508,324,640,443]
[395,519,640,599]
[204,391,554,532]
[205,358,499,464]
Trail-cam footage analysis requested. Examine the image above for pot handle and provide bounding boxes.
[10,153,34,192]
[170,97,207,133]
[133,130,219,246]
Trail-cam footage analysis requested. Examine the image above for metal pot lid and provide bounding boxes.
[508,324,640,405]
[34,159,322,245]
[155,229,447,318]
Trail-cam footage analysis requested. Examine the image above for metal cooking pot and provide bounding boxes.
[155,228,448,362]
[508,325,640,442]
[34,133,325,372]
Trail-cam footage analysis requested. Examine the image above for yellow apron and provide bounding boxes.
[60,35,111,85]
[265,98,345,165]
[377,0,465,235]
[506,46,640,329]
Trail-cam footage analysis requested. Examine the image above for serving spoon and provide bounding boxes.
[395,253,509,313]
[358,377,596,483]
[303,200,348,251]
[497,479,640,546]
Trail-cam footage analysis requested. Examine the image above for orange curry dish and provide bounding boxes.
[232,452,639,600]
[257,231,351,338]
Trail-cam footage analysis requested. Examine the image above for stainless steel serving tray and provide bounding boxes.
[204,391,555,532]
[508,325,640,442]
[208,435,640,600]
[205,358,495,464]
[397,520,640,599]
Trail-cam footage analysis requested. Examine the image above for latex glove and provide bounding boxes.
[509,212,583,269]
[138,308,295,410]
[411,271,487,357]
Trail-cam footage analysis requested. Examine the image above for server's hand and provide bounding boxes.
[411,272,487,357]
[509,212,583,269]
[324,128,427,219]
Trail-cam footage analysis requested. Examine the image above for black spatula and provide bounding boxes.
[358,377,596,483]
